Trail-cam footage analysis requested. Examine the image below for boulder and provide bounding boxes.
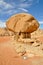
[6,13,39,38]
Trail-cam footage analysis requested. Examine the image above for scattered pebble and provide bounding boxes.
[22,56,28,60]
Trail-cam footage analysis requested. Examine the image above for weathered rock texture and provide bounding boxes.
[6,13,39,39]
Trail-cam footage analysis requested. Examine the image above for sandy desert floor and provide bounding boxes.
[0,36,43,65]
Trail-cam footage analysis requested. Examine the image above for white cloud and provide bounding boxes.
[19,3,32,8]
[0,0,13,10]
[0,20,6,28]
[18,0,26,2]
[0,0,14,16]
[5,10,18,15]
[0,0,3,1]
[28,0,33,1]
[0,0,40,18]
[18,8,28,12]
[39,21,43,24]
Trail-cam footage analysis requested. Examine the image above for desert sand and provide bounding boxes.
[0,28,43,65]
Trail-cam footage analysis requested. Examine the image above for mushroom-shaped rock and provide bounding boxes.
[6,13,39,38]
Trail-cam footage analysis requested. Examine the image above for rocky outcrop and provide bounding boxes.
[6,13,39,39]
[0,28,14,36]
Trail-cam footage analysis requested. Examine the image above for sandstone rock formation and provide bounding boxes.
[31,28,43,38]
[6,13,39,39]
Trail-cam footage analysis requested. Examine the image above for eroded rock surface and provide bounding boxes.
[6,13,39,39]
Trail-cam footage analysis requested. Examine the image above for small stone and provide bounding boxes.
[22,56,28,60]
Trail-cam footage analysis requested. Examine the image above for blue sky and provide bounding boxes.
[0,0,43,29]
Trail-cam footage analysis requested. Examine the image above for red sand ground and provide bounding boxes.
[0,36,43,65]
[0,36,11,43]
